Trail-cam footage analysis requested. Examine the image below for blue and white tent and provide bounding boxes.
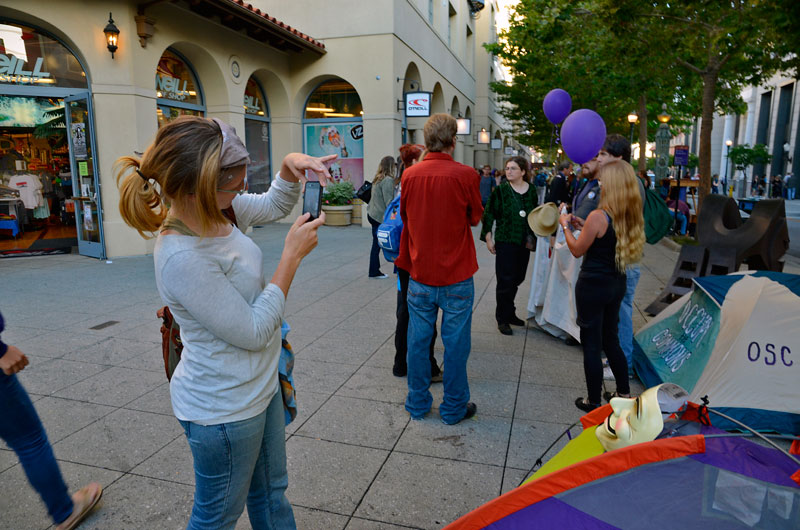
[634,271,800,434]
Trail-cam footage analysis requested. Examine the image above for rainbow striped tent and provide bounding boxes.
[447,405,800,529]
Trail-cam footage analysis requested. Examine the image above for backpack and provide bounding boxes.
[376,195,402,262]
[640,178,674,244]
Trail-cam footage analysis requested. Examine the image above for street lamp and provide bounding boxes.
[725,139,733,193]
[627,111,638,145]
[654,105,671,185]
[104,13,120,58]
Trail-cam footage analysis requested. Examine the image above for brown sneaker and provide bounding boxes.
[55,482,103,530]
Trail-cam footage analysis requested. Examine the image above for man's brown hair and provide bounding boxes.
[423,113,457,152]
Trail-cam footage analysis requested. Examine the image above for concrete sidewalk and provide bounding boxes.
[0,225,792,529]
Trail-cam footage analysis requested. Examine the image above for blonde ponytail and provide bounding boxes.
[115,157,167,239]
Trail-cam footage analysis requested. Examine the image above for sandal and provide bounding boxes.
[603,391,631,403]
[574,397,601,413]
[55,482,103,530]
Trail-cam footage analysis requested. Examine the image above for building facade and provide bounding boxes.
[0,0,519,259]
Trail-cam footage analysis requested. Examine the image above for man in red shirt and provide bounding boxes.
[395,113,483,424]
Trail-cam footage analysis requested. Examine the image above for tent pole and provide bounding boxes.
[706,407,800,466]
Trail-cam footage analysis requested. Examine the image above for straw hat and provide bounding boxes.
[528,202,559,237]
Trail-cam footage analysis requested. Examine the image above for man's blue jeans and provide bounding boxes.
[675,212,688,235]
[406,277,474,424]
[617,265,640,376]
[179,392,295,530]
[0,373,73,525]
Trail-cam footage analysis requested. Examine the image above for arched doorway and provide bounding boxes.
[303,79,364,189]
[0,19,105,258]
[243,76,271,193]
[156,48,204,127]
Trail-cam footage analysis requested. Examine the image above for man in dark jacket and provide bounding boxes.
[546,161,571,205]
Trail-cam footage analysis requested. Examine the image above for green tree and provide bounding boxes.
[598,0,788,210]
[486,0,698,170]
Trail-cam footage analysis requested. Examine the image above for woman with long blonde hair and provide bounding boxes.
[366,155,398,278]
[559,159,644,411]
[116,115,334,529]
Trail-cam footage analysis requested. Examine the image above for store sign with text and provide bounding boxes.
[0,55,51,84]
[405,92,432,117]
[156,74,194,101]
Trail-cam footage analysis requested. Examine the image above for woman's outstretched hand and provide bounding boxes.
[283,211,326,263]
[281,153,338,186]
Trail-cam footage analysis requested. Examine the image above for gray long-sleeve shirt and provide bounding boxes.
[154,175,300,425]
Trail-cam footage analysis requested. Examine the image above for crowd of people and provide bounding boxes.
[2,113,651,529]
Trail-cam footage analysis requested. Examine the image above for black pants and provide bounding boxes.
[395,267,439,373]
[368,215,383,277]
[575,273,629,404]
[495,241,531,324]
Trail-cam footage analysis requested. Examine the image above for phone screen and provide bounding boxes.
[302,181,322,220]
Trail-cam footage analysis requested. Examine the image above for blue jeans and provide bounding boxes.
[675,212,688,235]
[179,392,295,530]
[0,373,73,525]
[406,277,474,424]
[617,265,640,376]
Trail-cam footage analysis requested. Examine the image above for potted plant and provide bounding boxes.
[321,181,355,226]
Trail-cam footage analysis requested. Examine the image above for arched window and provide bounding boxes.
[243,76,271,193]
[156,49,204,127]
[303,79,364,189]
[0,21,88,88]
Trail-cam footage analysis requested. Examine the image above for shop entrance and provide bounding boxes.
[0,20,104,258]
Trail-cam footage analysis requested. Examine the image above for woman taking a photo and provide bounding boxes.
[367,155,398,279]
[480,156,538,336]
[559,160,645,412]
[116,116,333,529]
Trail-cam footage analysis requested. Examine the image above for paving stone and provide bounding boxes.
[76,474,193,529]
[62,336,155,366]
[124,382,173,416]
[54,366,166,407]
[290,506,349,530]
[520,355,585,389]
[337,365,410,405]
[0,460,122,530]
[34,396,115,444]
[0,448,17,473]
[286,436,388,515]
[430,379,518,419]
[119,344,167,372]
[514,383,585,424]
[16,358,109,395]
[293,359,359,394]
[54,408,181,472]
[500,467,530,495]
[13,331,108,359]
[130,435,193,486]
[286,390,331,435]
[467,351,523,382]
[300,336,382,365]
[355,452,502,529]
[346,517,418,529]
[395,413,511,466]
[505,419,575,470]
[297,396,408,450]
[469,330,526,353]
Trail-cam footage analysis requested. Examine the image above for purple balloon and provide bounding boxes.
[560,109,607,164]
[543,89,572,124]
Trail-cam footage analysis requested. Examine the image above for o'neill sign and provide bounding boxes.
[405,91,432,117]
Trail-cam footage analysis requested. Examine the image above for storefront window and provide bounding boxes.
[304,80,363,119]
[243,77,270,193]
[156,49,204,127]
[0,22,88,88]
[303,79,364,190]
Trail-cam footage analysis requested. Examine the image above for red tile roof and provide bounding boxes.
[219,0,325,52]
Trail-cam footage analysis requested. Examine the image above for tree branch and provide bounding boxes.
[676,57,706,75]
[638,12,716,32]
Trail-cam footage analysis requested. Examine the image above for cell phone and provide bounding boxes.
[302,181,322,221]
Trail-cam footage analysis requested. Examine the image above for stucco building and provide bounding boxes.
[0,0,521,259]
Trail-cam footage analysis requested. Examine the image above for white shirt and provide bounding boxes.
[154,176,300,425]
[8,174,42,209]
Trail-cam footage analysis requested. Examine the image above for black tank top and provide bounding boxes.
[581,212,623,277]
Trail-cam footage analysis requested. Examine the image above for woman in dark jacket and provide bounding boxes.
[480,156,538,335]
